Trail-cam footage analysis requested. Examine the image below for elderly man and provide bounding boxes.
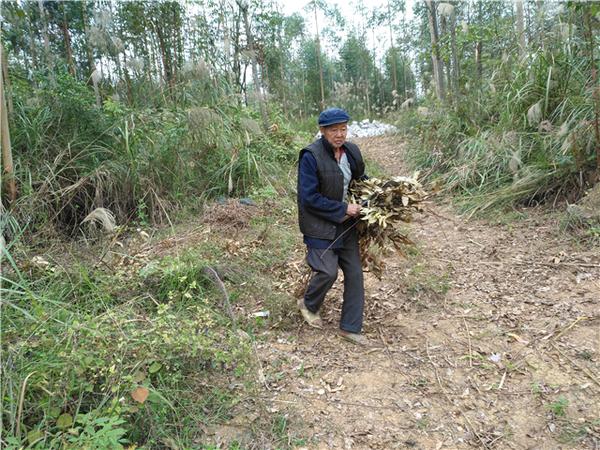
[296,107,369,345]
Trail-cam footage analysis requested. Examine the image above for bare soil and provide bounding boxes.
[254,136,600,449]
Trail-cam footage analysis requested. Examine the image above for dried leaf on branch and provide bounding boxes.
[349,174,428,277]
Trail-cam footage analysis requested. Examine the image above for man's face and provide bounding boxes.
[320,123,348,149]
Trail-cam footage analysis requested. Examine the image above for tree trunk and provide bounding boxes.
[425,0,445,101]
[476,1,483,87]
[515,0,526,59]
[153,21,172,91]
[27,14,38,75]
[313,2,325,111]
[61,5,76,77]
[121,49,134,106]
[81,1,95,78]
[171,5,179,86]
[279,40,287,114]
[449,10,460,102]
[401,10,407,99]
[387,0,398,98]
[238,0,269,130]
[439,13,451,97]
[583,4,600,173]
[1,44,17,204]
[536,0,545,51]
[1,46,13,116]
[38,0,54,82]
[371,26,380,108]
[232,8,245,97]
[364,77,370,117]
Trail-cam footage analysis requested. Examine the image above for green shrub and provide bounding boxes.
[1,248,251,448]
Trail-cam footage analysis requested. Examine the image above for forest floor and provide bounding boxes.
[212,135,600,449]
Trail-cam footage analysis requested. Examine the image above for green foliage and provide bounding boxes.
[1,243,251,448]
[547,396,569,417]
[7,70,301,235]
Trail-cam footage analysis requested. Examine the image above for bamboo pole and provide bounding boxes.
[1,44,17,204]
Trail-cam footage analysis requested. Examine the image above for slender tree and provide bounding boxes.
[0,44,16,204]
[515,0,526,59]
[425,0,445,100]
[238,0,269,130]
[312,1,325,110]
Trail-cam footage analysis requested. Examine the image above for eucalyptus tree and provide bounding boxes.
[339,33,375,116]
[424,0,445,101]
[254,10,305,114]
[1,44,16,204]
[237,0,269,129]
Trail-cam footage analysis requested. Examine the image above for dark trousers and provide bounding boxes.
[303,230,364,333]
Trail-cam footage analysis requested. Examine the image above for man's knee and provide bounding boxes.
[322,267,338,284]
[342,264,363,282]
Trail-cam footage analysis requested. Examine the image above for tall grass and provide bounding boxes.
[397,43,597,215]
[7,70,299,237]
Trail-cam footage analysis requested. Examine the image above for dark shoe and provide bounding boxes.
[298,300,323,329]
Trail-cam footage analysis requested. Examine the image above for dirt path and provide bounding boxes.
[259,135,600,449]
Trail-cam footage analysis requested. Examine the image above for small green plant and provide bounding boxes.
[416,418,428,430]
[531,382,543,397]
[547,396,569,417]
[271,414,289,444]
[62,413,128,449]
[136,199,150,227]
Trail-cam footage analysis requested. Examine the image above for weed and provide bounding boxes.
[405,262,451,304]
[398,44,598,216]
[547,396,569,417]
[557,419,600,446]
[416,417,429,430]
[271,414,289,442]
[1,241,252,448]
[531,382,544,397]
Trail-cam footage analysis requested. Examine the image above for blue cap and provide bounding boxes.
[318,108,350,127]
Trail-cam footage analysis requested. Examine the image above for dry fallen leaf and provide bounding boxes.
[131,386,149,403]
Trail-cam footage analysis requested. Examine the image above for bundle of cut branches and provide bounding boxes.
[348,174,428,277]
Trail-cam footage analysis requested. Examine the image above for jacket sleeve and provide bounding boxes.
[298,152,347,223]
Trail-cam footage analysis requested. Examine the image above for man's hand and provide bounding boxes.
[346,203,362,217]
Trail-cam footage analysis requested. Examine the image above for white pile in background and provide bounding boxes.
[316,119,398,139]
[347,119,398,138]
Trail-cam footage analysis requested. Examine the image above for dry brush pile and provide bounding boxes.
[349,174,428,277]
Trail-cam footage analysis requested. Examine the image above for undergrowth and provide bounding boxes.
[1,189,302,448]
[396,44,599,219]
[7,70,305,238]
[1,242,250,448]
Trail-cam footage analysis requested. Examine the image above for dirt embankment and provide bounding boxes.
[251,135,599,449]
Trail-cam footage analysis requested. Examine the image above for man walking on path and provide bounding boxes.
[297,107,370,346]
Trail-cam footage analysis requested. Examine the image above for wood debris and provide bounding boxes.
[349,174,428,277]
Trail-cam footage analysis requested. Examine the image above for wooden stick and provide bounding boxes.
[426,341,491,450]
[498,371,507,390]
[204,266,237,329]
[463,317,473,368]
[15,371,36,439]
[550,342,600,388]
[553,316,588,341]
